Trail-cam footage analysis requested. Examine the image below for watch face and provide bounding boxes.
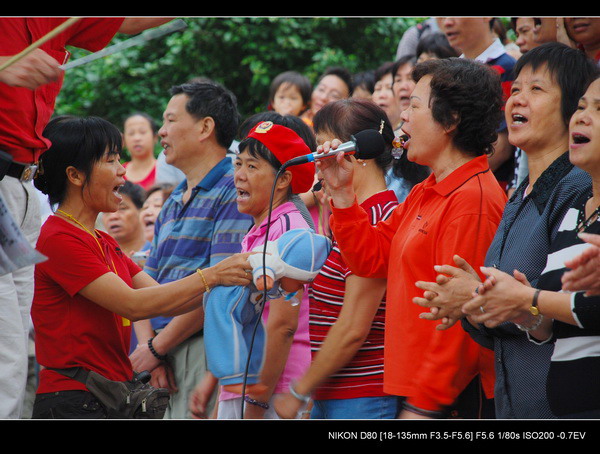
[529,306,540,316]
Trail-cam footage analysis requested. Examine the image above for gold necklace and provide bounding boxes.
[55,208,129,327]
[56,209,98,238]
[55,209,116,273]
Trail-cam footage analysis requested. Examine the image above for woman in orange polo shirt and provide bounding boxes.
[317,58,508,419]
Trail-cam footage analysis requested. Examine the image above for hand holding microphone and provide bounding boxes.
[304,129,385,209]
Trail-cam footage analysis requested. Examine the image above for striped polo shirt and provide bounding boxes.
[536,190,600,416]
[144,157,253,330]
[308,190,398,400]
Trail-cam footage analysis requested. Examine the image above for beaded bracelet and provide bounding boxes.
[148,337,168,361]
[244,395,269,410]
[196,268,211,293]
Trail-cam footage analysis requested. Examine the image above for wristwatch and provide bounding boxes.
[529,289,541,316]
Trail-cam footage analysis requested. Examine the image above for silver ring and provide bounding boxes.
[480,306,485,314]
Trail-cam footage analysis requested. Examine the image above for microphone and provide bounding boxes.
[281,129,385,169]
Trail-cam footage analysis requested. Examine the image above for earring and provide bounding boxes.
[357,159,367,167]
[379,120,385,134]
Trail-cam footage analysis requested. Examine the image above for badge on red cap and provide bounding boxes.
[247,121,315,194]
[254,121,274,133]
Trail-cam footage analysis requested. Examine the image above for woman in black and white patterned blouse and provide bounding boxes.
[465,74,600,418]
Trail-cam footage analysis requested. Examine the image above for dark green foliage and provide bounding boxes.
[55,17,420,159]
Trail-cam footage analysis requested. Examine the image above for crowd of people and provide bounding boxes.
[1,17,600,421]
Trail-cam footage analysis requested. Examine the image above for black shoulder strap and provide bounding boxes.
[47,367,90,384]
[283,213,291,231]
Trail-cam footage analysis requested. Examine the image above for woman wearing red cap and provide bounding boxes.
[190,112,318,419]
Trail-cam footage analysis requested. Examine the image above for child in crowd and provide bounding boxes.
[268,71,312,117]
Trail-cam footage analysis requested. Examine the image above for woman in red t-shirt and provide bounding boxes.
[31,115,251,419]
[122,112,158,190]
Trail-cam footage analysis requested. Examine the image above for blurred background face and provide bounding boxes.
[351,85,372,100]
[417,51,435,63]
[514,17,537,53]
[309,74,349,116]
[372,72,402,127]
[139,190,165,243]
[565,17,600,48]
[124,115,157,160]
[392,62,416,113]
[272,82,306,117]
[441,17,491,55]
[102,194,144,246]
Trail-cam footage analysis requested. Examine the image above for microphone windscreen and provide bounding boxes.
[352,129,386,159]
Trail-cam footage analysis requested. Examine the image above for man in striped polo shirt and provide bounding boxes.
[129,81,253,418]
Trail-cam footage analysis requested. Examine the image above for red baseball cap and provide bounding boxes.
[246,121,316,194]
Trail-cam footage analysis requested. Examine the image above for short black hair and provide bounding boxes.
[416,33,459,60]
[35,115,123,206]
[317,66,353,97]
[391,55,417,80]
[351,70,376,95]
[269,71,312,107]
[374,61,395,83]
[169,81,240,149]
[120,180,146,209]
[123,112,159,134]
[412,58,504,157]
[514,42,600,127]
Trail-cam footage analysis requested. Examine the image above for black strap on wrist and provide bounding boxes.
[148,337,168,361]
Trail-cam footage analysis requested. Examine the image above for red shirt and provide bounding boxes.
[0,18,124,163]
[329,155,507,412]
[123,161,157,190]
[309,190,398,400]
[32,215,141,394]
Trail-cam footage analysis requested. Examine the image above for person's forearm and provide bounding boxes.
[535,290,576,326]
[133,319,156,345]
[294,276,386,396]
[327,186,357,209]
[131,269,217,319]
[328,201,397,279]
[293,321,368,396]
[85,263,229,321]
[254,299,300,400]
[149,308,204,357]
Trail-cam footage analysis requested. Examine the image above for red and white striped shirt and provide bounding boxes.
[308,190,398,400]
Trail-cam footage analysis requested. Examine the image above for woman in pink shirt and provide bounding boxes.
[189,112,318,419]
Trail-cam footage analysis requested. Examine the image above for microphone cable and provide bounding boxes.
[239,164,288,418]
[237,130,381,417]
